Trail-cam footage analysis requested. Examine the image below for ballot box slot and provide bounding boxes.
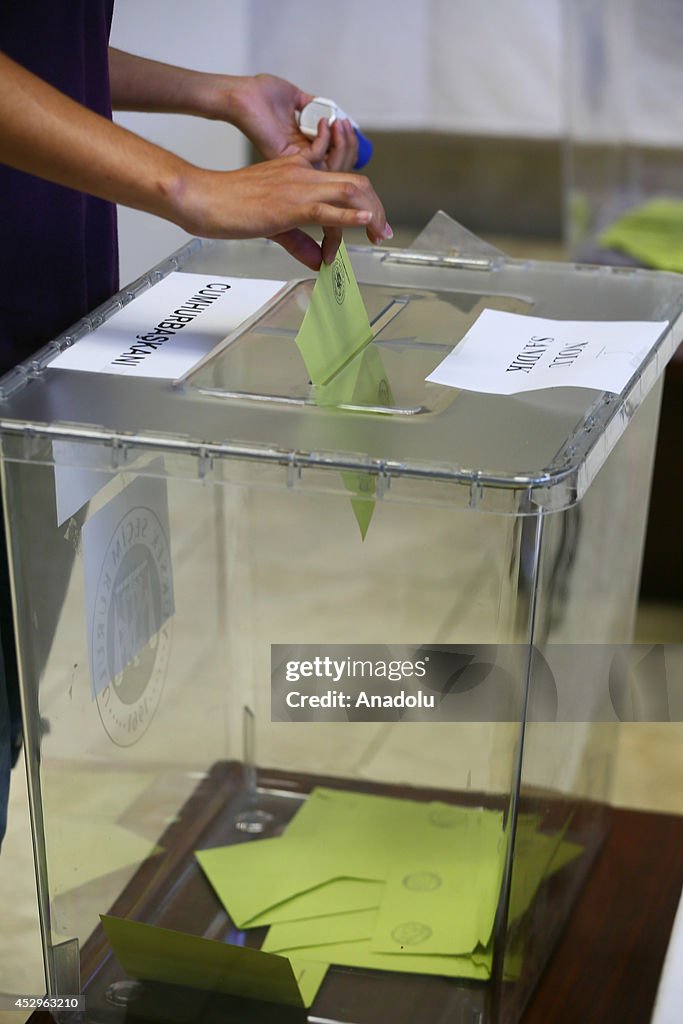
[181,281,533,416]
[369,297,409,338]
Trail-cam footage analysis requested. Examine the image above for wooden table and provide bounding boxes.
[524,806,683,1023]
[31,768,683,1024]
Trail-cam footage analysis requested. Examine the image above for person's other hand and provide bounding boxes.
[175,154,392,270]
[224,74,358,172]
[308,116,359,172]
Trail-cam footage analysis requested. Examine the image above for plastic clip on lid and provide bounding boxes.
[296,96,373,170]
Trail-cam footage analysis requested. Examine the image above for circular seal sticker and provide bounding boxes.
[94,506,173,746]
[391,922,432,946]
[429,806,466,829]
[402,871,442,892]
[333,257,346,305]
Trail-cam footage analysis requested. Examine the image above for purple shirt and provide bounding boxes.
[0,1,118,376]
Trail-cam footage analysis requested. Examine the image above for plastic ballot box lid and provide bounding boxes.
[1,214,682,513]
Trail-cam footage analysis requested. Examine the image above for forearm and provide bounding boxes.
[108,51,357,171]
[0,52,389,269]
[0,51,193,224]
[109,47,239,122]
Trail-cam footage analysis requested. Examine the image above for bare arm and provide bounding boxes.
[1,50,186,221]
[108,48,359,170]
[108,47,229,119]
[0,51,390,269]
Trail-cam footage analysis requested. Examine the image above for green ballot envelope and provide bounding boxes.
[101,916,328,1008]
[294,242,393,538]
[316,342,394,537]
[196,788,583,988]
[598,198,683,273]
[294,240,374,386]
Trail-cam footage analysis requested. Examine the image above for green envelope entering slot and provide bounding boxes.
[294,241,393,539]
[294,240,373,385]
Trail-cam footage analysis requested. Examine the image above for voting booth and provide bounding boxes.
[565,0,683,270]
[2,215,682,1023]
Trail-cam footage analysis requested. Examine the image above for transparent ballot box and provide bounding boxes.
[1,216,682,1024]
[564,0,683,268]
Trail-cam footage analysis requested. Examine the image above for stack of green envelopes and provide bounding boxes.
[196,787,582,984]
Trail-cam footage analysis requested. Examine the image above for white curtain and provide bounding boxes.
[249,0,563,137]
[250,0,683,145]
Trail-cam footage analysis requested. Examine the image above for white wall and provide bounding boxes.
[248,0,564,138]
[249,0,683,145]
[110,0,249,286]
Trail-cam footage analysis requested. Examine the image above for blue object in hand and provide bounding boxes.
[297,97,373,170]
[352,128,373,170]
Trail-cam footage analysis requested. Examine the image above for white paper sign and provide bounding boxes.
[53,440,117,526]
[426,310,668,395]
[50,271,285,379]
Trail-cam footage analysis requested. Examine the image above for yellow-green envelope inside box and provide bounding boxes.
[101,915,328,1008]
[195,790,501,980]
[195,788,582,984]
[99,787,582,1011]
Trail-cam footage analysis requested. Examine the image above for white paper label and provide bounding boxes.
[50,271,285,379]
[426,310,668,395]
[53,440,116,526]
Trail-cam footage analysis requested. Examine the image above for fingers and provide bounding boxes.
[321,226,342,265]
[296,88,315,111]
[326,119,358,172]
[309,172,392,245]
[367,219,394,246]
[306,117,358,172]
[306,118,332,166]
[178,158,392,255]
[306,201,372,234]
[270,228,322,271]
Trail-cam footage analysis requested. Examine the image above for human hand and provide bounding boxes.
[222,73,358,172]
[109,54,359,172]
[174,154,392,270]
[0,52,384,277]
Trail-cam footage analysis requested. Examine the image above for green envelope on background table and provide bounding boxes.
[598,197,683,273]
